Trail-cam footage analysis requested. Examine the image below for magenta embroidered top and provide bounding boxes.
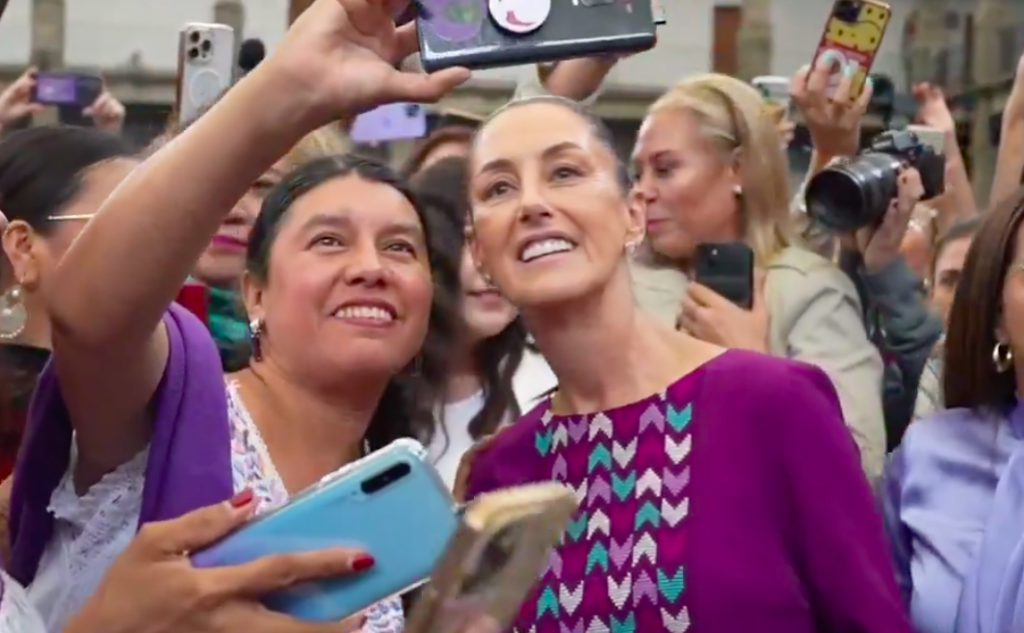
[465,350,911,633]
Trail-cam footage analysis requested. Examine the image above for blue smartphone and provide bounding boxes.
[191,439,458,621]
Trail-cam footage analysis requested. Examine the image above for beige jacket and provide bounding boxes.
[631,246,886,479]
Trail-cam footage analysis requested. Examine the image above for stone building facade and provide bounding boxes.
[0,0,1020,191]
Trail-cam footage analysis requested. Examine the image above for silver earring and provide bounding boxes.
[993,341,1014,373]
[249,318,264,361]
[0,285,27,340]
[732,184,743,196]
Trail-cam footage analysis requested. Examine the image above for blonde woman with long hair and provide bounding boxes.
[630,73,887,478]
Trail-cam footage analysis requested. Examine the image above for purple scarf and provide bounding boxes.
[7,303,231,585]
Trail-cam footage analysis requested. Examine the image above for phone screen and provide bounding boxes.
[33,75,79,106]
[351,103,428,144]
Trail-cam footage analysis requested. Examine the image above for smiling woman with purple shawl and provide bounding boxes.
[881,191,1024,633]
[5,2,473,631]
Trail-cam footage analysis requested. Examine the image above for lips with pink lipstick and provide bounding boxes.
[209,234,248,251]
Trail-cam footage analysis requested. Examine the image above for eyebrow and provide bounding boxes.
[478,141,585,174]
[299,212,424,240]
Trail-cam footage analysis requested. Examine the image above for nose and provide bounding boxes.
[342,242,388,288]
[516,178,555,226]
[633,171,657,202]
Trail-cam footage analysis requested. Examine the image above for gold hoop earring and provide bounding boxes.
[992,341,1014,373]
[0,284,27,340]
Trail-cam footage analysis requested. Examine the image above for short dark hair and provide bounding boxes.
[247,154,460,450]
[0,126,134,235]
[412,156,528,444]
[943,189,1024,411]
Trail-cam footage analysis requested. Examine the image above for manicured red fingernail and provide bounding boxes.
[352,554,376,571]
[230,489,254,508]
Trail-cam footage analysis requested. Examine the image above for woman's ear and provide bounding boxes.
[1,220,43,291]
[625,188,646,248]
[240,270,264,324]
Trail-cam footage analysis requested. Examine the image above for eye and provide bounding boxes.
[250,178,277,196]
[310,234,344,249]
[384,240,417,256]
[482,180,513,200]
[551,164,582,180]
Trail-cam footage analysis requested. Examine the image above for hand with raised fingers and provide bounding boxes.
[263,0,470,127]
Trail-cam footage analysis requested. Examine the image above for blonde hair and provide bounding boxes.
[648,73,795,264]
[284,124,352,167]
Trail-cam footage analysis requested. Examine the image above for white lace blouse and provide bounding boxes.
[26,381,404,633]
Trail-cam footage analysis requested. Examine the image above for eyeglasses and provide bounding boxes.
[45,214,96,222]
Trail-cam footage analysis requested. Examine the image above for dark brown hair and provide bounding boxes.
[401,125,476,178]
[943,189,1024,411]
[411,156,528,444]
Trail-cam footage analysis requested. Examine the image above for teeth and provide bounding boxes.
[520,238,574,262]
[333,306,394,322]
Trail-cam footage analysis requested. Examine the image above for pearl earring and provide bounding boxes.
[732,184,743,196]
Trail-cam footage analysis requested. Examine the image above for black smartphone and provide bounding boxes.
[30,72,103,108]
[416,0,656,72]
[693,242,755,310]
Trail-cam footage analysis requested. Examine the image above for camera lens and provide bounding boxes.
[805,153,901,232]
[189,31,201,43]
[187,47,199,60]
[201,40,212,52]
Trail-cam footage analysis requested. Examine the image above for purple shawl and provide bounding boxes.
[7,303,231,585]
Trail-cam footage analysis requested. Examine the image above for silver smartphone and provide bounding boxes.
[176,22,235,125]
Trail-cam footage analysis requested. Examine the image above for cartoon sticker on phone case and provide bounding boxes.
[488,0,551,35]
[420,0,486,42]
[820,2,889,100]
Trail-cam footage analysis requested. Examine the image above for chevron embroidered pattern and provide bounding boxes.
[511,385,696,633]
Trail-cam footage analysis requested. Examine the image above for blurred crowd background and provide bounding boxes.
[0,0,1021,204]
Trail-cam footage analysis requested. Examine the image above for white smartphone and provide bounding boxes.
[176,23,235,125]
[752,75,792,116]
[906,124,946,155]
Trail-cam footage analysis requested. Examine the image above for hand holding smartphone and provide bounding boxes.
[405,483,578,633]
[693,242,755,310]
[811,0,891,101]
[191,439,457,622]
[30,73,103,109]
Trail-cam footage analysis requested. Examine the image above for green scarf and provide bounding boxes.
[207,284,249,366]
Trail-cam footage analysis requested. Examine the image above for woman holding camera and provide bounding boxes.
[629,61,887,478]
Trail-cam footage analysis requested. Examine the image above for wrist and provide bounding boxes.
[242,61,337,142]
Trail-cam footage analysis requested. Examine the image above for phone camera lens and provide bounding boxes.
[189,31,201,43]
[201,40,212,52]
[187,48,199,60]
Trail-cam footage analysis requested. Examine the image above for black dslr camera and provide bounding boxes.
[804,129,945,232]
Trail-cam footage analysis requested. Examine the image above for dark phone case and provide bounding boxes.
[30,74,103,108]
[693,243,755,310]
[416,0,656,72]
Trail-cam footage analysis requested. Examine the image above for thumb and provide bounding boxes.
[381,67,470,104]
[142,491,256,556]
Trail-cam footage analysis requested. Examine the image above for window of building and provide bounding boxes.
[712,5,742,76]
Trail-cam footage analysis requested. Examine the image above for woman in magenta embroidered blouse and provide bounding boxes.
[461,96,911,633]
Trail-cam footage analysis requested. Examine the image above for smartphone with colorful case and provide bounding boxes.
[191,439,458,622]
[811,0,891,101]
